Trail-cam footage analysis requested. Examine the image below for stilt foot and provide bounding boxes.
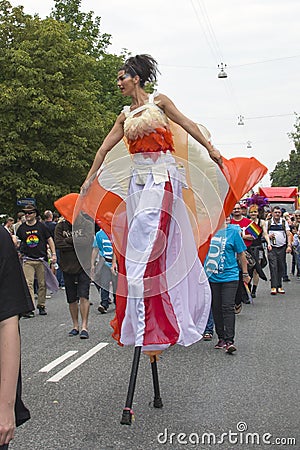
[120,408,134,425]
[153,396,163,408]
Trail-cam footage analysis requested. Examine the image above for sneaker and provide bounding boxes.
[270,288,277,295]
[22,311,35,319]
[282,277,291,282]
[98,305,107,314]
[251,292,256,299]
[203,332,213,341]
[225,342,237,354]
[215,339,226,349]
[277,288,285,294]
[37,305,47,315]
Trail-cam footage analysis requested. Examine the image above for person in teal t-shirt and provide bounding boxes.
[91,229,118,314]
[204,219,250,353]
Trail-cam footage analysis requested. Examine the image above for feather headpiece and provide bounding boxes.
[245,194,269,209]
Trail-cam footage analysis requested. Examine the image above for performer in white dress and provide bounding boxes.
[80,54,223,354]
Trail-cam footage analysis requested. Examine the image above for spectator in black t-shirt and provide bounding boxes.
[0,226,33,449]
[54,216,93,339]
[16,205,57,317]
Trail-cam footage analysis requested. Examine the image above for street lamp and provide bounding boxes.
[217,63,227,78]
[246,141,252,149]
[238,115,244,125]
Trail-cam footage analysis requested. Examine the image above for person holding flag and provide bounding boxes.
[245,198,272,298]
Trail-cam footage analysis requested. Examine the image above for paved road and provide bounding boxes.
[10,273,299,450]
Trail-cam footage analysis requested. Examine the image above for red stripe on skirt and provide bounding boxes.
[143,181,180,346]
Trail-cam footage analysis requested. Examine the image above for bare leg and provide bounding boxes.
[69,302,79,330]
[79,297,90,331]
[252,269,259,287]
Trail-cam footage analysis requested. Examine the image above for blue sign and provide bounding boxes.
[16,198,36,207]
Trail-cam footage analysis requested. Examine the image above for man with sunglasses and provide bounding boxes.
[16,205,57,317]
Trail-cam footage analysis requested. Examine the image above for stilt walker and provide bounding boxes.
[54,54,268,425]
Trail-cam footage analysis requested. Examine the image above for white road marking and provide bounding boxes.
[39,351,78,373]
[47,343,109,383]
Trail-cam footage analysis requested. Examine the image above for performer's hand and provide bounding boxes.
[80,173,96,196]
[80,179,91,196]
[208,146,223,167]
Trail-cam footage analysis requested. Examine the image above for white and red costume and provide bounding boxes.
[55,92,267,353]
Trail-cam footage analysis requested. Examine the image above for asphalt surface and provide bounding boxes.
[10,268,299,450]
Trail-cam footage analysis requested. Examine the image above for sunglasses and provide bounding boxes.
[23,211,35,215]
[116,73,131,83]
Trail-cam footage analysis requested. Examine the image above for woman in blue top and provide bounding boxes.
[204,218,250,353]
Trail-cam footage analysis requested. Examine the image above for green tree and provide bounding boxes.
[270,114,300,187]
[50,0,111,57]
[50,0,129,118]
[0,1,126,214]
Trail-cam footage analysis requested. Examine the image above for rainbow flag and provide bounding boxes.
[245,221,262,239]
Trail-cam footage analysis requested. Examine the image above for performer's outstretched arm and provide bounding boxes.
[157,93,222,166]
[81,114,125,193]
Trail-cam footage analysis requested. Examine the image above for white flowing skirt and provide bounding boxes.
[119,152,211,350]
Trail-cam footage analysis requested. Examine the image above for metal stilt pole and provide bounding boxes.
[120,346,141,425]
[151,356,163,408]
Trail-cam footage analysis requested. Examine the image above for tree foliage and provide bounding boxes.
[270,114,300,188]
[0,0,127,214]
[50,0,111,58]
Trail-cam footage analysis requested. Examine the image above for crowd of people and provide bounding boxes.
[2,201,299,344]
[201,202,299,353]
[1,201,299,444]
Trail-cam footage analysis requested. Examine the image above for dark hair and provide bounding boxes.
[120,54,160,88]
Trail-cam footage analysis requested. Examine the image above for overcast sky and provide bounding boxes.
[10,0,300,186]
